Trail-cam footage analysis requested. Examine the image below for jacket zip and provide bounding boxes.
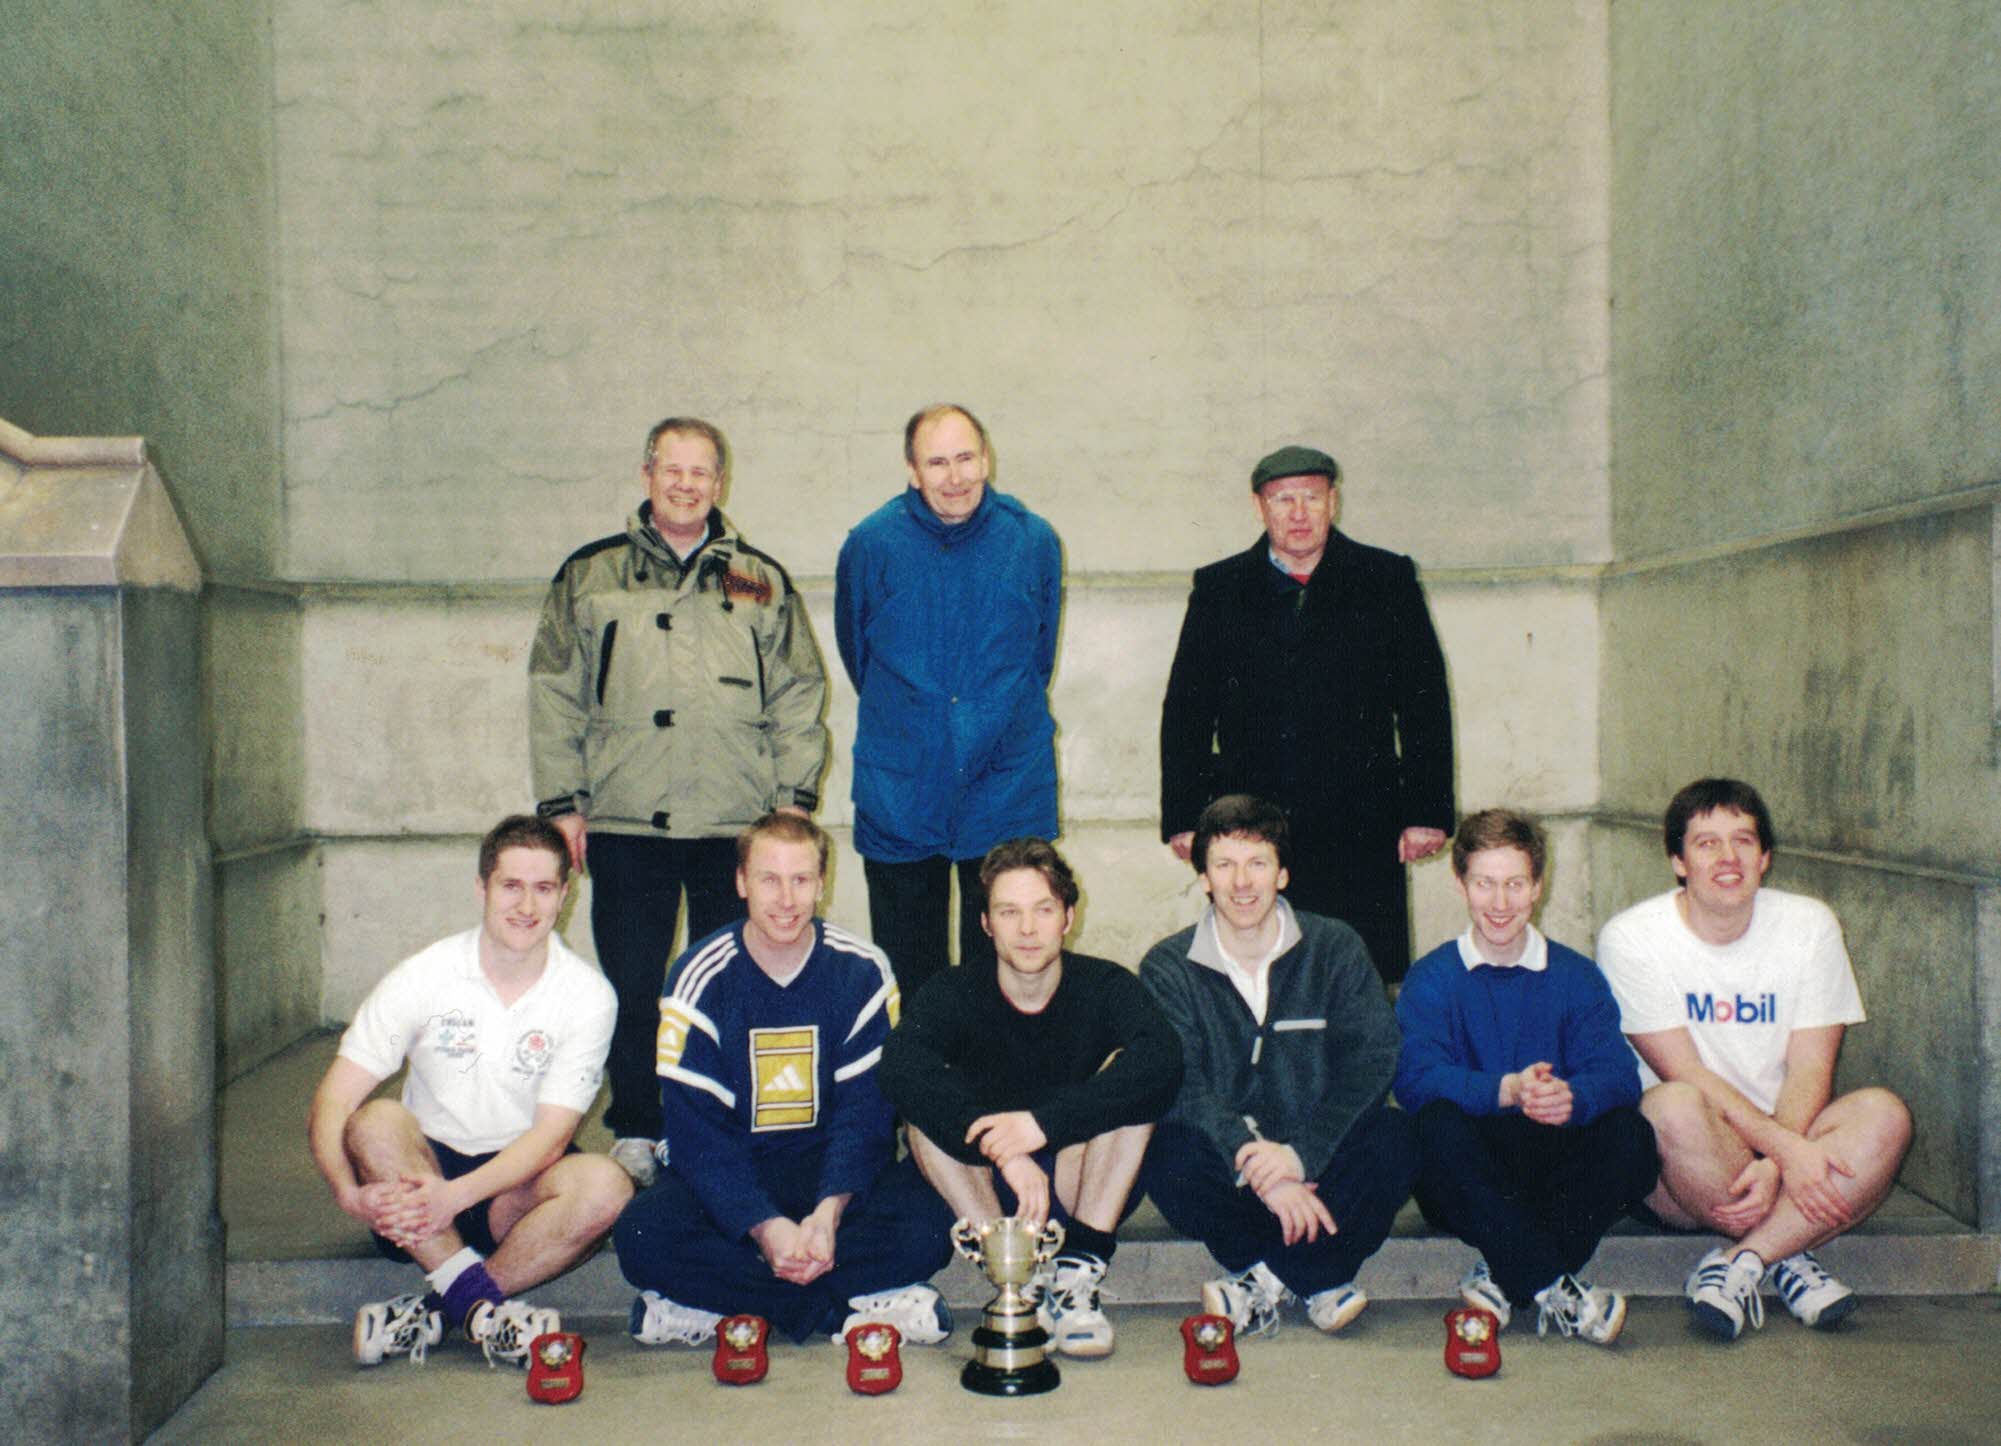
[596,620,618,706]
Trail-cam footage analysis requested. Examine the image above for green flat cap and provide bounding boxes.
[1250,444,1340,491]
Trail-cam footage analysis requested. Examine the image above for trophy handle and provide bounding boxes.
[1033,1219,1065,1263]
[950,1217,987,1265]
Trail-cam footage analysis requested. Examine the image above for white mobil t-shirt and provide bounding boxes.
[1595,888,1864,1114]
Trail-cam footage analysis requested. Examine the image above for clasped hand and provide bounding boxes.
[1236,1140,1335,1245]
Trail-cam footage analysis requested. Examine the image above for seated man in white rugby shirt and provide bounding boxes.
[1597,778,1911,1341]
[308,815,631,1368]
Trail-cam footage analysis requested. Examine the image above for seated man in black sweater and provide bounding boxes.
[878,837,1183,1358]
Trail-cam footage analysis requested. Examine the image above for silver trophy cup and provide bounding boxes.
[950,1215,1065,1396]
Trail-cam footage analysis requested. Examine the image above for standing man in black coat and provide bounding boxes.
[1158,445,1455,986]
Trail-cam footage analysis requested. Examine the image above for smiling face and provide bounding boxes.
[1454,845,1544,964]
[982,866,1074,983]
[1200,832,1289,938]
[644,429,723,546]
[737,835,824,957]
[1672,806,1771,919]
[1253,473,1334,574]
[477,845,568,960]
[905,409,990,525]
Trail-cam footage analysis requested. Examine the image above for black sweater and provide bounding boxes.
[880,952,1184,1165]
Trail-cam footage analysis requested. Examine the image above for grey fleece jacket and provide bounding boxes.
[1138,900,1401,1179]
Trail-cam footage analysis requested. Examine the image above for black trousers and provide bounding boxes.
[861,855,994,1005]
[1412,1099,1659,1307]
[588,832,741,1139]
[1141,1106,1418,1298]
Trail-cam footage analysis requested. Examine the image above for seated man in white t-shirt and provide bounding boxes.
[1597,779,1911,1342]
[308,815,633,1368]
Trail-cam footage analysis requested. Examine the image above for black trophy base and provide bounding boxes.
[961,1355,1060,1396]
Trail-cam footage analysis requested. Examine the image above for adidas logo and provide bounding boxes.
[766,1063,808,1094]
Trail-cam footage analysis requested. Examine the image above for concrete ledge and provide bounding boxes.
[228,1225,1999,1327]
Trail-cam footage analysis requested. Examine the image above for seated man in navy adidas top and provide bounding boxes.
[1598,778,1912,1342]
[879,837,1183,1358]
[1395,808,1657,1346]
[614,811,954,1346]
[308,814,633,1368]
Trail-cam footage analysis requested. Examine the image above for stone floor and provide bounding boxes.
[164,1029,2001,1442]
[157,1299,2001,1444]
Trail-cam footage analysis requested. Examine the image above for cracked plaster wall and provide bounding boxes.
[274,0,1613,1008]
[1604,1,2001,1221]
[272,0,1608,581]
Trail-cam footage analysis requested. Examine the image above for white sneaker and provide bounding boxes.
[466,1299,561,1368]
[629,1289,722,1345]
[1036,1254,1115,1358]
[1686,1247,1765,1341]
[837,1283,953,1345]
[352,1292,443,1367]
[1770,1251,1858,1329]
[1200,1261,1291,1339]
[609,1136,660,1188]
[1305,1282,1369,1334]
[1458,1258,1512,1331]
[1534,1273,1626,1345]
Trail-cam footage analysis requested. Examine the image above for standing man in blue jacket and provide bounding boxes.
[835,404,1062,1002]
[1394,808,1656,1346]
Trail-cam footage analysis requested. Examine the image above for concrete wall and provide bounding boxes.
[0,0,319,1079]
[0,578,218,1439]
[304,574,1604,1017]
[271,0,1611,1013]
[0,0,282,578]
[1605,1,2001,1223]
[273,0,1609,584]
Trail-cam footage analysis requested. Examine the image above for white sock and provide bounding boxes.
[425,1245,483,1296]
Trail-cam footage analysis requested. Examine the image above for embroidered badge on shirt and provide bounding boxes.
[722,571,773,604]
[512,1026,556,1078]
[749,1026,819,1130]
[430,1010,478,1060]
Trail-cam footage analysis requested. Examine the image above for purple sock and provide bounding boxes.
[440,1262,505,1329]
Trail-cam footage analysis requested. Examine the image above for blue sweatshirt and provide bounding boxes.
[1393,932,1639,1127]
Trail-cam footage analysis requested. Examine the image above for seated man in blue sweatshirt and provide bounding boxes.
[1394,808,1657,1345]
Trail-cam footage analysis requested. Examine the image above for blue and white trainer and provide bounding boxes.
[1770,1250,1858,1328]
[1687,1247,1765,1341]
[1458,1258,1512,1330]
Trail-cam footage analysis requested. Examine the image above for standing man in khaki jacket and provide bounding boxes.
[529,416,828,1187]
